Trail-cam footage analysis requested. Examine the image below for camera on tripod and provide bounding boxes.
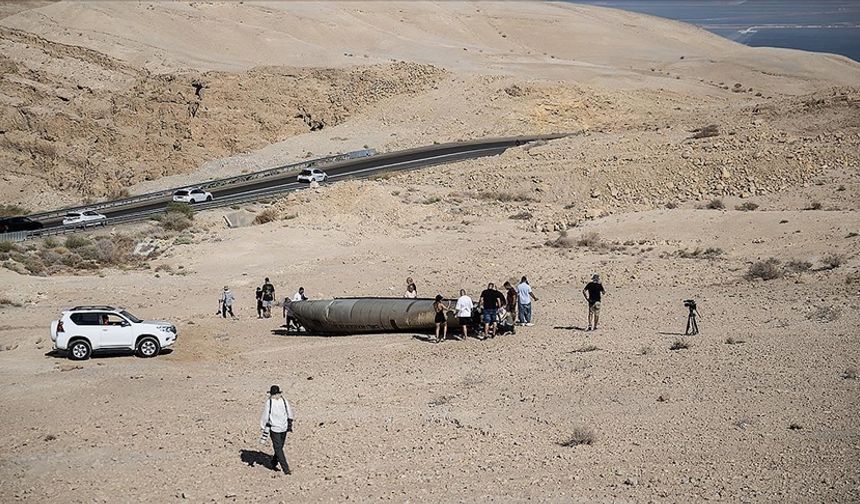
[683,299,699,335]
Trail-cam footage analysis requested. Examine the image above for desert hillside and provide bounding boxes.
[0,2,858,503]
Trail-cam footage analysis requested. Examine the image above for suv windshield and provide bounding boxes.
[300,170,312,176]
[120,310,142,323]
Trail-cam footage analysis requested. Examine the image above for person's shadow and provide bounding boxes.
[240,449,272,469]
[553,326,589,331]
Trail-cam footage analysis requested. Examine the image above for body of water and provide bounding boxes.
[569,0,860,62]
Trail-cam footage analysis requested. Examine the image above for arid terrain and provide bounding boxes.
[0,1,858,503]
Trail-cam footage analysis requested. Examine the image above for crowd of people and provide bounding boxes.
[218,274,607,340]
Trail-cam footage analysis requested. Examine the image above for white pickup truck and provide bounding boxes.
[50,305,177,360]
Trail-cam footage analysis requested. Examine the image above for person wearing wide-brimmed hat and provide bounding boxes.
[582,274,605,331]
[259,385,294,474]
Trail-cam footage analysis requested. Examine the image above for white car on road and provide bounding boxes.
[297,168,328,183]
[62,210,107,228]
[172,188,213,203]
[50,305,177,360]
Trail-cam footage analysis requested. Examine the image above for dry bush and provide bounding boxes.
[509,211,532,220]
[165,202,194,219]
[64,235,91,249]
[421,196,441,205]
[0,204,28,217]
[806,306,841,323]
[570,344,599,353]
[678,247,723,260]
[665,201,678,209]
[736,202,759,211]
[806,201,822,210]
[0,241,17,253]
[784,259,812,274]
[558,427,595,447]
[254,208,279,225]
[0,297,22,307]
[160,212,193,231]
[546,230,605,250]
[478,191,536,203]
[821,253,845,270]
[670,339,690,351]
[688,124,719,140]
[746,258,782,281]
[705,198,725,210]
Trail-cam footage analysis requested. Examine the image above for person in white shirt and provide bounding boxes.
[259,385,295,475]
[516,276,539,326]
[219,286,236,319]
[292,287,308,302]
[404,283,417,298]
[455,289,474,341]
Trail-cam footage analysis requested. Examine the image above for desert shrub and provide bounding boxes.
[0,204,28,217]
[784,259,812,274]
[705,198,725,210]
[283,213,298,220]
[0,297,22,307]
[806,201,822,210]
[160,212,192,231]
[154,264,173,273]
[478,191,536,203]
[678,247,723,259]
[746,258,782,281]
[0,241,17,253]
[173,235,193,245]
[254,208,279,225]
[736,202,759,211]
[64,235,91,249]
[421,196,441,205]
[571,344,599,353]
[688,124,719,140]
[509,211,532,220]
[19,255,46,275]
[821,253,845,270]
[670,339,690,351]
[806,306,841,323]
[558,427,595,447]
[42,236,59,248]
[165,202,194,219]
[665,201,678,209]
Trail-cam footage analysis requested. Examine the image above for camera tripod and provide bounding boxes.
[685,308,699,335]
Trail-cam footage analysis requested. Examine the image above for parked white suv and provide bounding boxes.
[62,210,107,228]
[50,305,177,360]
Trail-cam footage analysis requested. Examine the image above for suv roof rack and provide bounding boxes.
[70,305,117,311]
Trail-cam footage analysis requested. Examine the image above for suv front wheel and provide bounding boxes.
[69,339,92,360]
[136,336,160,358]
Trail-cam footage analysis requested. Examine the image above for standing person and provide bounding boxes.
[432,295,449,343]
[255,287,264,319]
[404,283,417,298]
[292,287,308,302]
[219,286,236,319]
[516,276,539,326]
[478,283,505,340]
[455,289,473,341]
[406,276,417,296]
[503,281,519,324]
[583,274,606,331]
[283,297,296,331]
[259,385,294,475]
[261,278,275,318]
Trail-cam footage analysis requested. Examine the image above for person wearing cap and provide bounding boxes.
[582,274,606,331]
[260,385,294,475]
[261,278,276,318]
[219,286,236,319]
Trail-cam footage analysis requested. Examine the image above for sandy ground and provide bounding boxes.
[1,1,859,503]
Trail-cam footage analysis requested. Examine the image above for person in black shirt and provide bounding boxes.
[582,274,605,331]
[255,287,264,319]
[261,278,276,318]
[479,283,505,340]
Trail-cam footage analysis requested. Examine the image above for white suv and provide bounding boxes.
[50,306,177,360]
[297,168,328,183]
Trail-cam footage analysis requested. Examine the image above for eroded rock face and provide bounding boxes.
[0,26,444,200]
